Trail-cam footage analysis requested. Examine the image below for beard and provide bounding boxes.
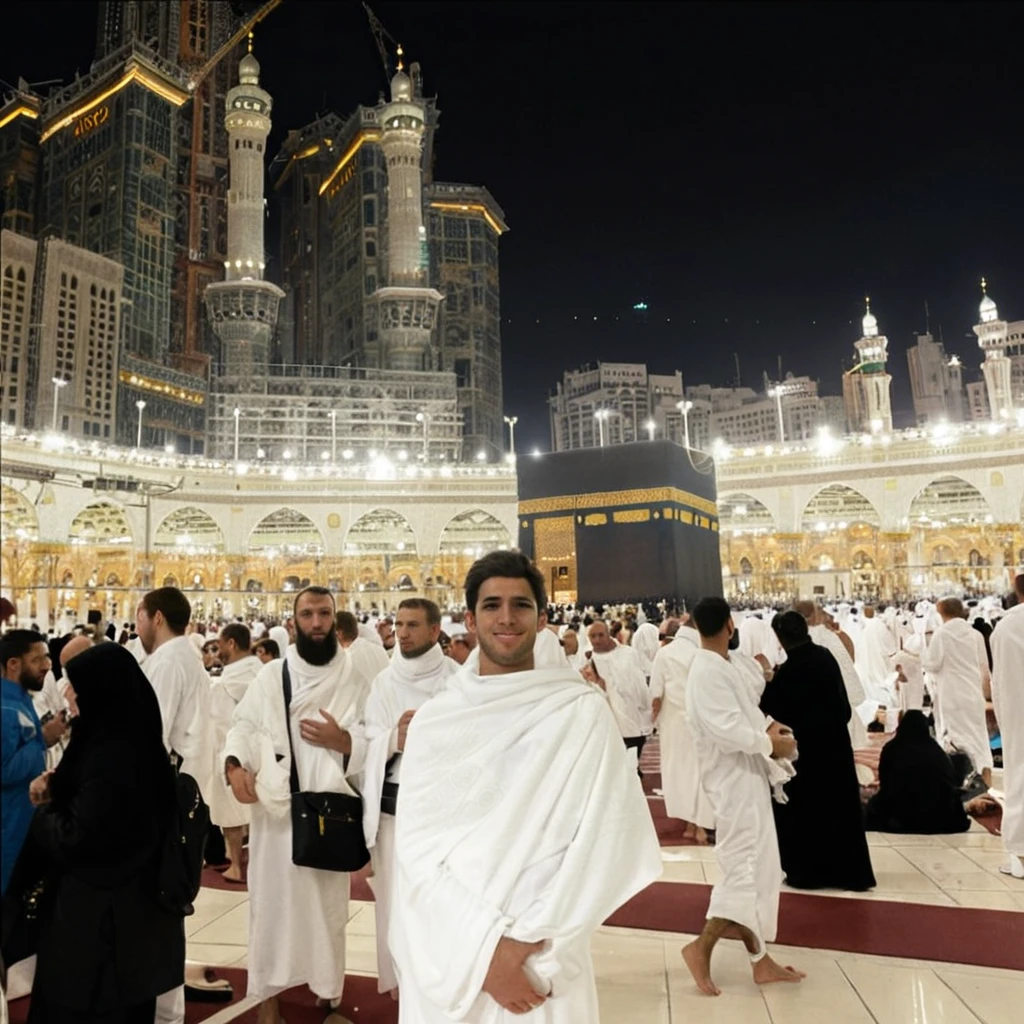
[295,626,338,667]
[20,669,45,693]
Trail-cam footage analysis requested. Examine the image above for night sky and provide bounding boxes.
[3,2,1022,452]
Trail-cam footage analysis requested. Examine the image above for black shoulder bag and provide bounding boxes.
[282,661,370,872]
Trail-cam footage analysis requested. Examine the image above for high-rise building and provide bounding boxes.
[273,63,508,459]
[0,84,42,236]
[34,41,209,451]
[204,44,283,376]
[842,299,893,433]
[973,280,1014,421]
[1,229,123,437]
[907,332,965,424]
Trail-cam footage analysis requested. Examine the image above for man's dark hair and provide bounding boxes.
[771,610,810,650]
[202,639,219,653]
[398,597,441,626]
[866,719,885,733]
[254,638,280,659]
[141,587,192,635]
[335,610,359,642]
[0,629,47,668]
[465,550,546,612]
[294,585,335,616]
[691,597,732,639]
[220,622,251,651]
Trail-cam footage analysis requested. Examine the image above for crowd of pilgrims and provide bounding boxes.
[1,557,1021,1021]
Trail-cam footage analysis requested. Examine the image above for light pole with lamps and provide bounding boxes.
[233,406,241,462]
[769,386,785,444]
[645,418,656,442]
[677,400,693,449]
[51,376,69,431]
[594,408,610,448]
[135,399,146,449]
[503,414,518,456]
[329,409,338,462]
[415,411,430,458]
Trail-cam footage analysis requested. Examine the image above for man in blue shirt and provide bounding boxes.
[1,629,51,894]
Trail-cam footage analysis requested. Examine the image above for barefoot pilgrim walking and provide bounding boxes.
[391,551,662,1022]
[682,597,805,996]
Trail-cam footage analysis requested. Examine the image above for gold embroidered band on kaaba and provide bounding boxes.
[519,486,719,531]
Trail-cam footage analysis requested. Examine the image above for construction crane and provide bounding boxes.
[362,1,402,84]
[184,0,285,92]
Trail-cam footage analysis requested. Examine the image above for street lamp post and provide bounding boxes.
[677,400,693,449]
[51,376,68,432]
[645,418,656,442]
[135,399,146,449]
[233,406,241,462]
[503,414,518,456]
[594,409,609,448]
[329,410,338,462]
[415,411,429,458]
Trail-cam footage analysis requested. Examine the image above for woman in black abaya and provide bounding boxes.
[760,611,876,891]
[23,642,184,1023]
[865,710,971,834]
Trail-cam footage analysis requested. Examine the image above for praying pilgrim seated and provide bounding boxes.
[864,711,971,835]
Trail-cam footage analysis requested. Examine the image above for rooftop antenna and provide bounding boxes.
[924,300,931,335]
[733,352,741,388]
[777,354,782,381]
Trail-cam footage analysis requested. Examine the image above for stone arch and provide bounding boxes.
[801,484,881,533]
[437,509,512,557]
[718,493,776,536]
[344,508,417,556]
[68,500,134,546]
[154,506,226,553]
[248,508,325,555]
[1,484,39,541]
[908,475,993,528]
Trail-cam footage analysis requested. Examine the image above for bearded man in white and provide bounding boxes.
[922,597,993,788]
[585,620,653,765]
[223,587,372,1024]
[391,551,661,1022]
[649,619,714,843]
[681,597,804,996]
[363,597,458,998]
[210,622,262,883]
[991,574,1024,879]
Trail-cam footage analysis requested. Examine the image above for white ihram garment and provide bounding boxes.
[809,624,868,746]
[991,604,1024,857]
[921,618,993,773]
[33,671,70,771]
[208,655,261,828]
[686,649,782,953]
[892,634,926,713]
[858,618,897,699]
[222,646,370,1001]
[631,623,661,678]
[347,635,392,685]
[362,643,457,993]
[649,627,714,829]
[391,666,661,1023]
[534,627,571,669]
[589,645,653,740]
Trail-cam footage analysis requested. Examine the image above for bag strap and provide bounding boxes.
[282,661,300,796]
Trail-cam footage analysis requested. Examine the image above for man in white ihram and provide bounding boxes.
[391,551,661,1022]
[681,597,804,996]
[363,597,458,999]
[649,616,715,843]
[136,587,216,1022]
[921,597,993,789]
[585,620,653,765]
[210,622,262,883]
[990,574,1023,879]
[223,587,372,1024]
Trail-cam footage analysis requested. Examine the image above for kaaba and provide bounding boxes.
[517,441,723,608]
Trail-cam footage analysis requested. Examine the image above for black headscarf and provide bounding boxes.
[50,643,173,810]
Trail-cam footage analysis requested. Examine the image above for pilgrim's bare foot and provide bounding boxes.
[682,941,720,996]
[753,955,805,985]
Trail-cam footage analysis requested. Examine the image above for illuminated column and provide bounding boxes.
[973,279,1013,420]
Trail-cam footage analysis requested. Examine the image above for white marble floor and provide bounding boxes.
[187,818,1024,1023]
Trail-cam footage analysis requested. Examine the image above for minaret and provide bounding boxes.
[843,297,893,432]
[204,37,283,376]
[367,49,443,372]
[972,278,1012,420]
